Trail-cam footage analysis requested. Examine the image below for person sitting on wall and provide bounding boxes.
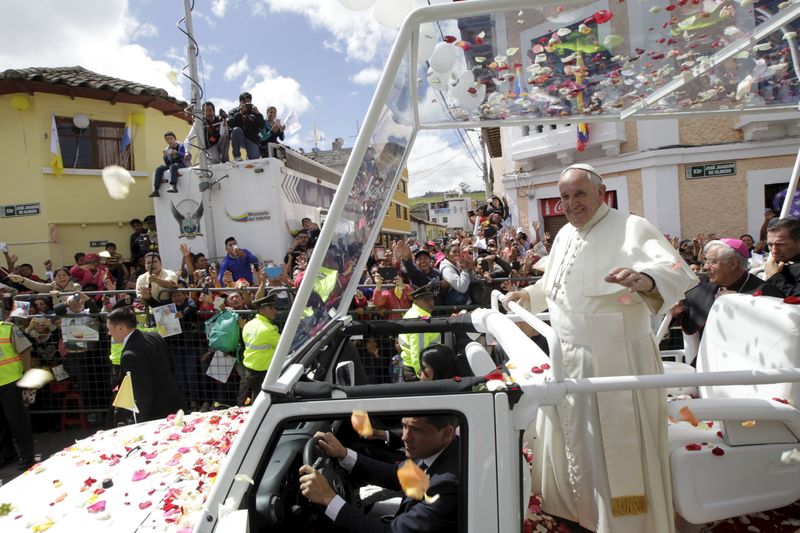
[228,92,265,161]
[149,131,187,197]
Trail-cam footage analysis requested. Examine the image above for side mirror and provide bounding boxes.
[335,361,355,387]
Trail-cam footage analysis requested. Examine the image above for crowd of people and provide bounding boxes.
[148,91,288,197]
[0,170,798,479]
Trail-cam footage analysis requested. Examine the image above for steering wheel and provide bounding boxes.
[302,421,355,504]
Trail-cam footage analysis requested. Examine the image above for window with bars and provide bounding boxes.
[395,203,401,218]
[402,206,408,220]
[55,117,133,170]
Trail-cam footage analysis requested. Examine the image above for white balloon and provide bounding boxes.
[429,42,458,74]
[458,84,486,114]
[338,0,377,10]
[448,70,475,102]
[417,22,438,64]
[373,0,413,29]
[102,165,135,200]
[73,114,90,129]
[427,67,450,92]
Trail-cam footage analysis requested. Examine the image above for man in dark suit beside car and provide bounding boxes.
[299,415,460,533]
[106,307,185,422]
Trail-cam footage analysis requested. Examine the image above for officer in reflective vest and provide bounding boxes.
[0,320,35,469]
[398,283,441,382]
[239,291,281,405]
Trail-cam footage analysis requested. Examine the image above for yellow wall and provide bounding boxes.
[0,92,190,268]
[679,116,743,145]
[382,176,412,236]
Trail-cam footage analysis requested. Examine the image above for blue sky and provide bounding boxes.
[2,0,485,196]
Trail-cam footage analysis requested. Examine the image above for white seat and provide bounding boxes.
[667,294,800,524]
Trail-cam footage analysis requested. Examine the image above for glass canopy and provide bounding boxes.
[273,0,800,378]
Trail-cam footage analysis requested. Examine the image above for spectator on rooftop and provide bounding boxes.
[186,101,229,164]
[259,106,285,157]
[149,131,188,197]
[228,91,265,161]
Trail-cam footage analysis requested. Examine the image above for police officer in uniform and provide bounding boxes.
[0,319,34,470]
[239,291,281,405]
[398,283,441,382]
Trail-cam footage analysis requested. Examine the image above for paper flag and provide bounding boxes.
[113,372,139,413]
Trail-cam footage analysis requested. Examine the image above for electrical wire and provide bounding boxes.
[422,0,485,173]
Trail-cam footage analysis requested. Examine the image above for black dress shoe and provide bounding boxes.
[148,190,160,198]
[167,185,178,193]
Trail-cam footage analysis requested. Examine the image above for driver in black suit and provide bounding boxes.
[299,415,460,533]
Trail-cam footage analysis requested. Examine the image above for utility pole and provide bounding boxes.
[479,129,491,200]
[182,0,217,259]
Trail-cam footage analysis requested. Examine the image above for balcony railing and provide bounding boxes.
[510,121,627,166]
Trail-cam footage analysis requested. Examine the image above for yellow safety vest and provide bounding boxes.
[0,323,24,387]
[303,266,339,318]
[398,304,439,373]
[242,314,281,372]
[109,341,123,366]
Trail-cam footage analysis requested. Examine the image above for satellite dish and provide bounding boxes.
[73,114,90,129]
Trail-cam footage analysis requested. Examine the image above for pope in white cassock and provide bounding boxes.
[505,164,697,532]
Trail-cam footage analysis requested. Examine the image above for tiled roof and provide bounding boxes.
[0,66,188,112]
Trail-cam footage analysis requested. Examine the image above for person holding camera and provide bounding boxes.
[258,106,285,157]
[228,91,265,161]
[149,131,187,197]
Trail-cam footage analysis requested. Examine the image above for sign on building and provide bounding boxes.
[1,203,41,218]
[89,240,108,248]
[685,162,736,179]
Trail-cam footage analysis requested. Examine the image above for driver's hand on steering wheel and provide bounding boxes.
[299,465,337,506]
[314,431,347,460]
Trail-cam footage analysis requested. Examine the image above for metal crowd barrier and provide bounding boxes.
[3,275,682,430]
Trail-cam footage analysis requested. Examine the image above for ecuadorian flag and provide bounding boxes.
[50,114,63,176]
[577,123,590,152]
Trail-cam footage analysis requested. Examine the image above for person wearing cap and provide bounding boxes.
[398,283,441,382]
[504,163,697,532]
[680,239,782,339]
[239,291,281,405]
[394,240,443,291]
[0,318,34,470]
[765,218,800,297]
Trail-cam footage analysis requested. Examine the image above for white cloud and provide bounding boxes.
[407,130,484,197]
[224,54,249,80]
[257,0,396,62]
[241,64,312,122]
[211,0,232,17]
[0,0,183,99]
[350,67,381,85]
